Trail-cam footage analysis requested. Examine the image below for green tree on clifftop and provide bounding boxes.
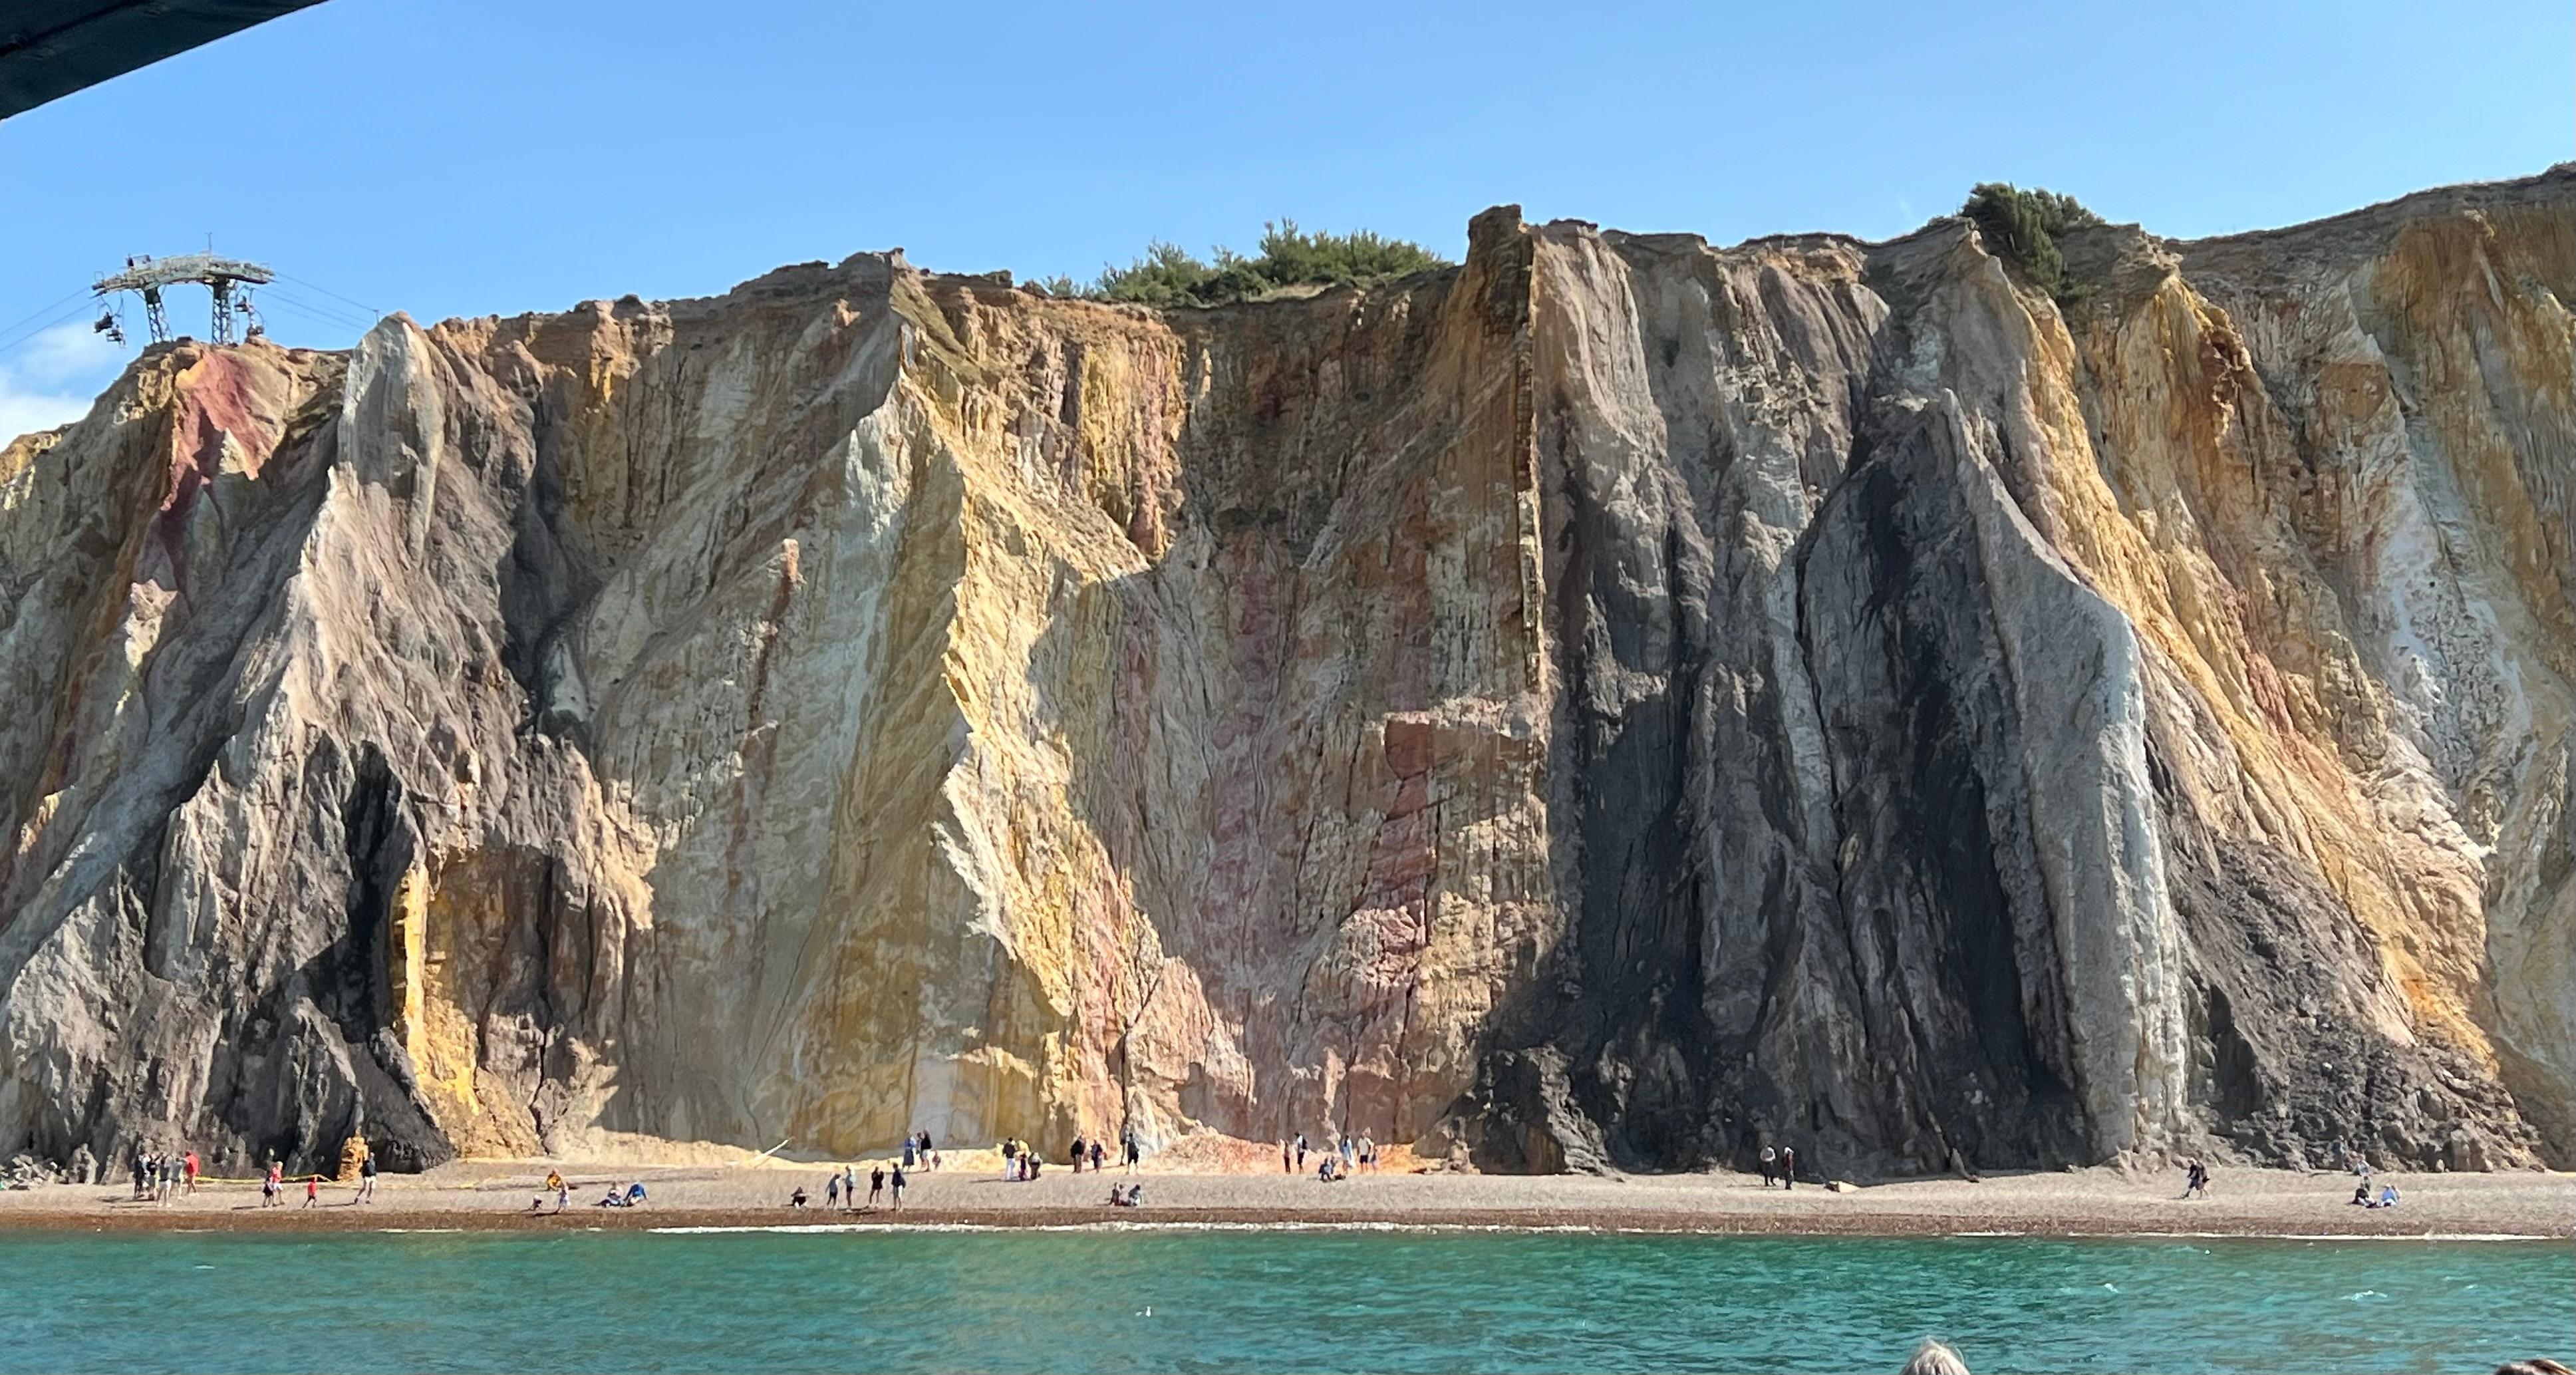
[1961,183,2103,304]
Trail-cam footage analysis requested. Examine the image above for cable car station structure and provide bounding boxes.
[92,253,274,345]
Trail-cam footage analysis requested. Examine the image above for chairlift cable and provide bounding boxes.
[260,289,375,330]
[0,289,94,345]
[260,285,370,320]
[275,273,380,318]
[259,293,370,329]
[0,299,106,361]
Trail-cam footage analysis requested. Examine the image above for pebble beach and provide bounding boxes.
[3,1154,2564,1239]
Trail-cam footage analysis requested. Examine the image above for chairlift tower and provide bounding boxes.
[92,252,275,346]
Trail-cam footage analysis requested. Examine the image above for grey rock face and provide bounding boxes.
[1461,175,2571,1176]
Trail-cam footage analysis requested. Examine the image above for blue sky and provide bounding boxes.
[2,0,2567,438]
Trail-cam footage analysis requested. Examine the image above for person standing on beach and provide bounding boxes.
[1125,1130,1141,1175]
[1294,1134,1307,1171]
[1760,1145,1777,1187]
[263,1160,282,1207]
[903,1134,918,1171]
[825,1170,841,1209]
[183,1150,200,1196]
[357,1149,378,1204]
[869,1165,886,1207]
[303,1173,321,1208]
[1089,1140,1105,1173]
[843,1164,857,1211]
[889,1162,906,1210]
[1780,1146,1796,1191]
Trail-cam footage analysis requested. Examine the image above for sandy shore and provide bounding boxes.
[2,1159,2565,1238]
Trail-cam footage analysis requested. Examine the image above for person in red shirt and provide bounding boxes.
[303,1174,320,1208]
[182,1151,199,1196]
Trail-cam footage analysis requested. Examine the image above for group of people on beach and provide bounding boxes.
[2334,1144,2402,1207]
[124,1146,380,1211]
[128,1146,355,1211]
[998,1130,1143,1180]
[129,1148,198,1203]
[788,1125,1160,1211]
[525,1169,647,1213]
[796,1161,905,1212]
[256,1159,331,1208]
[2349,1179,2402,1208]
[1282,1132,1379,1179]
[1063,1131,1142,1174]
[1757,1144,1799,1189]
[595,1181,648,1208]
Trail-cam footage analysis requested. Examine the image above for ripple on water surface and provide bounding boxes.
[0,1229,2563,1373]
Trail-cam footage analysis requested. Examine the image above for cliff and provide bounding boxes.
[2,168,2569,1177]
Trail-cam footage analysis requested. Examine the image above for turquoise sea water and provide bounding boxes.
[0,1227,2564,1373]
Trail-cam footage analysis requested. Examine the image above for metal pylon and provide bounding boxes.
[94,253,275,346]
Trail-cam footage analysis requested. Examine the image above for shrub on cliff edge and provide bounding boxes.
[1961,183,2102,304]
[1077,221,1450,307]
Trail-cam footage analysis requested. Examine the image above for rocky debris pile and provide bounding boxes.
[3,1154,65,1189]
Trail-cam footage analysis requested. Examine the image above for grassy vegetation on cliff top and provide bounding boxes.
[1043,221,1451,307]
[1048,195,2103,310]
